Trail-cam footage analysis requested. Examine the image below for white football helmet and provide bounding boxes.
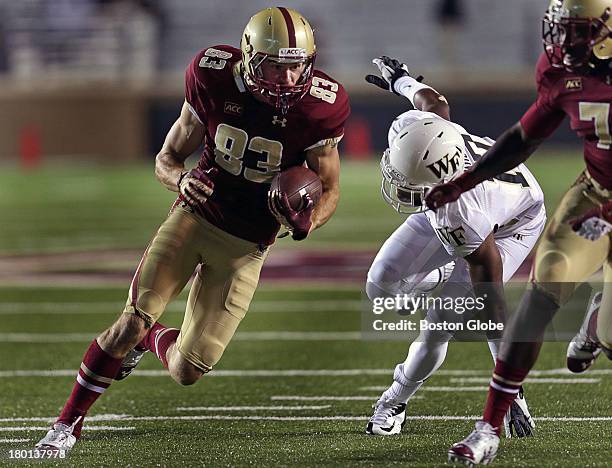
[381,118,465,213]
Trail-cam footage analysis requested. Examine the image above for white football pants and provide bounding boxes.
[366,212,544,403]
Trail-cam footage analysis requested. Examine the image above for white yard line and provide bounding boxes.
[0,368,610,378]
[0,426,134,432]
[2,416,609,425]
[1,414,610,428]
[0,438,31,443]
[0,331,363,342]
[450,377,601,384]
[0,300,363,315]
[269,395,423,401]
[0,414,129,423]
[175,406,331,411]
[441,369,612,376]
[359,386,488,392]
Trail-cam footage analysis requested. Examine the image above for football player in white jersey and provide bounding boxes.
[363,57,544,437]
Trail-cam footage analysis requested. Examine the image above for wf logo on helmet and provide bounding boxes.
[426,152,462,179]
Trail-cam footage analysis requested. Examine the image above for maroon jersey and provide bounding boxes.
[183,45,350,245]
[520,53,612,189]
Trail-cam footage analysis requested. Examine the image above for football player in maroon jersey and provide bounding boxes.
[423,0,612,465]
[35,6,350,454]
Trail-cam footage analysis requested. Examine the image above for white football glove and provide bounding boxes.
[569,200,612,241]
[573,217,612,241]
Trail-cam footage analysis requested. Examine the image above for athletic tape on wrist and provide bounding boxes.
[394,76,434,106]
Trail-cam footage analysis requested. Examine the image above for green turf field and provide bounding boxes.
[0,151,610,467]
[0,150,585,254]
[0,285,610,467]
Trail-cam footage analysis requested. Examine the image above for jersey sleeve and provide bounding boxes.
[435,189,495,257]
[519,54,566,139]
[184,49,211,125]
[305,80,351,150]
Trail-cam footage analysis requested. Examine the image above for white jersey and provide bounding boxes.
[389,110,545,257]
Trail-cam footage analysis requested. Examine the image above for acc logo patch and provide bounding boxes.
[224,101,243,116]
[279,48,306,59]
[564,78,582,91]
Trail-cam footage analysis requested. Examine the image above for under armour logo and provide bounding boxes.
[272,115,287,127]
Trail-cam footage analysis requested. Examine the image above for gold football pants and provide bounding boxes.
[532,171,612,348]
[124,206,268,371]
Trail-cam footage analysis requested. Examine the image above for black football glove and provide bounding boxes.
[178,167,217,216]
[365,56,423,95]
[503,388,535,438]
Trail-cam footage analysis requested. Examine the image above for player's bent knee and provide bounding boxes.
[169,360,204,386]
[366,263,403,300]
[534,250,570,281]
[532,250,574,304]
[368,261,402,285]
[168,350,206,386]
[366,280,389,301]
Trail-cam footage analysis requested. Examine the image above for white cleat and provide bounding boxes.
[35,417,81,455]
[503,388,535,438]
[448,421,500,466]
[567,292,602,373]
[365,397,406,436]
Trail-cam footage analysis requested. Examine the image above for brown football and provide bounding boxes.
[270,166,322,211]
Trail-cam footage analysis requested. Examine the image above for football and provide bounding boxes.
[270,166,323,211]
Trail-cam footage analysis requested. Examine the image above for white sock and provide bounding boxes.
[384,336,449,403]
[487,338,501,363]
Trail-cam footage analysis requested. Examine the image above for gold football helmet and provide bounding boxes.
[241,7,316,111]
[542,0,612,71]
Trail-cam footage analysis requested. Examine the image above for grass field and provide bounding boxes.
[0,151,610,467]
[0,150,586,254]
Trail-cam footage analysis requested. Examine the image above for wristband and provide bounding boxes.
[177,171,189,190]
[394,75,434,106]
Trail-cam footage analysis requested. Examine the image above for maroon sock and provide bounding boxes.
[482,359,530,435]
[141,322,179,368]
[57,340,123,438]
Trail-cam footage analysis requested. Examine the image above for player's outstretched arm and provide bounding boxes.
[155,100,205,192]
[464,233,506,339]
[305,140,341,231]
[425,122,543,210]
[366,55,450,120]
[458,122,542,192]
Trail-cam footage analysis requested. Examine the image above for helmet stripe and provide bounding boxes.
[278,7,296,48]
